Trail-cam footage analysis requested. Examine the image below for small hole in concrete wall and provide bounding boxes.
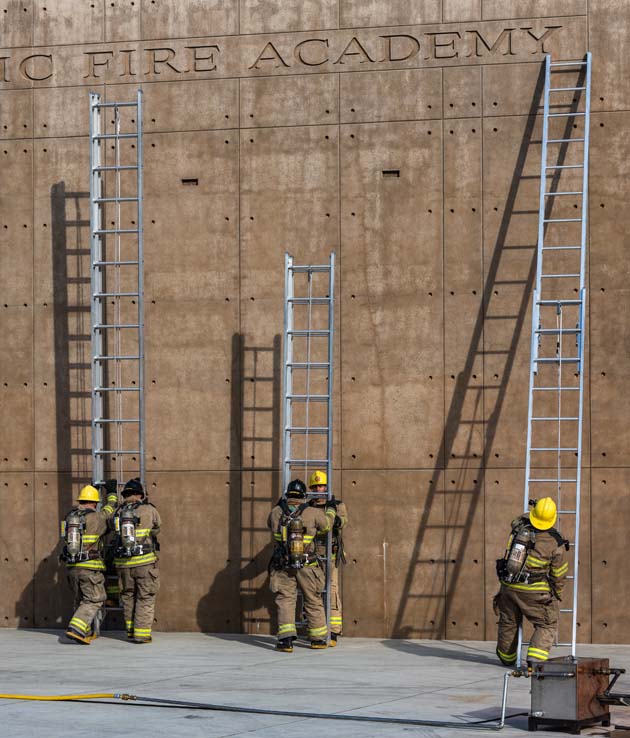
[351,294,355,298]
[249,138,254,143]
[601,371,606,376]
[325,135,329,140]
[449,129,454,135]
[224,139,229,144]
[350,133,354,139]
[181,178,198,186]
[427,104,432,110]
[471,129,476,134]
[249,216,254,221]
[325,212,330,217]
[427,130,432,135]
[449,103,454,108]
[249,113,253,118]
[325,109,330,114]
[382,169,400,178]
[350,107,355,112]
[493,127,498,132]
[429,453,434,458]
[351,454,356,459]
[600,123,604,127]
[600,203,605,208]
[601,287,605,292]
[427,209,432,213]
[601,452,606,457]
[428,292,432,296]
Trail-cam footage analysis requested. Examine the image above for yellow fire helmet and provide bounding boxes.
[529,497,557,531]
[308,470,327,489]
[77,484,100,503]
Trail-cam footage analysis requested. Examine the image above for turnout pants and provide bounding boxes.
[330,563,343,635]
[118,563,160,640]
[67,568,106,636]
[270,565,328,641]
[496,585,558,665]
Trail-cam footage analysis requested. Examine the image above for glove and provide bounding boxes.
[333,515,343,530]
[104,479,118,495]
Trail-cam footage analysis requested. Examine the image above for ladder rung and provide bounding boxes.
[545,191,583,196]
[94,450,140,455]
[95,292,139,297]
[286,427,329,434]
[531,447,578,451]
[94,260,139,266]
[549,87,586,92]
[93,101,139,108]
[95,387,140,392]
[537,299,582,305]
[548,112,586,117]
[94,324,140,329]
[529,479,577,483]
[540,273,580,278]
[533,387,579,392]
[94,228,139,234]
[288,297,330,304]
[94,197,139,203]
[535,328,579,334]
[287,330,330,336]
[532,416,579,421]
[547,138,585,143]
[92,133,138,139]
[287,362,329,368]
[541,246,581,251]
[288,394,330,401]
[95,418,140,424]
[559,609,573,613]
[543,218,582,223]
[558,510,577,514]
[94,165,138,171]
[286,458,328,465]
[535,357,580,363]
[94,355,141,361]
[545,164,584,169]
[289,265,331,273]
[550,60,587,67]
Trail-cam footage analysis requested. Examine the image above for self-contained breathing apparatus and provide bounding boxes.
[113,502,157,558]
[496,519,536,584]
[269,500,310,571]
[496,499,569,592]
[60,509,97,563]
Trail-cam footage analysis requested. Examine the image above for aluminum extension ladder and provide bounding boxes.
[282,252,335,634]
[518,53,592,666]
[89,90,145,490]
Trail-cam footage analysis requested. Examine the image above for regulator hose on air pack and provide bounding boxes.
[0,684,528,731]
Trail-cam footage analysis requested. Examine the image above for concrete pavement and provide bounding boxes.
[1,631,630,738]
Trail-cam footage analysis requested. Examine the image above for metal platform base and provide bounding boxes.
[528,712,610,734]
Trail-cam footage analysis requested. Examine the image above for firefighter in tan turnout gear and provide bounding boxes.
[495,497,569,668]
[309,470,348,647]
[113,478,161,643]
[61,481,118,644]
[268,478,336,652]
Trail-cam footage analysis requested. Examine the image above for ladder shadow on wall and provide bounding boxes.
[196,334,280,642]
[16,182,92,629]
[390,62,584,644]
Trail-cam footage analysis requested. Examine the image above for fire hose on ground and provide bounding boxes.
[0,672,528,730]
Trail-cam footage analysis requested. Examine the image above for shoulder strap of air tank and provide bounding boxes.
[549,527,570,550]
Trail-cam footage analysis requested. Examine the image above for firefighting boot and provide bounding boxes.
[133,637,152,644]
[310,640,328,650]
[329,633,339,648]
[65,628,91,645]
[275,638,294,653]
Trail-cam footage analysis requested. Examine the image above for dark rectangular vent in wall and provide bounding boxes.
[382,169,400,178]
[181,178,199,186]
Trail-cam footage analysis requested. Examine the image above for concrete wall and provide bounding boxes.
[0,0,628,641]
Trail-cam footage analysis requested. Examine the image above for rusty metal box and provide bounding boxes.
[530,657,611,732]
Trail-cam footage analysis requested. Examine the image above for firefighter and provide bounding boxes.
[309,470,348,647]
[268,478,336,652]
[113,478,161,643]
[61,481,118,645]
[494,497,569,668]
